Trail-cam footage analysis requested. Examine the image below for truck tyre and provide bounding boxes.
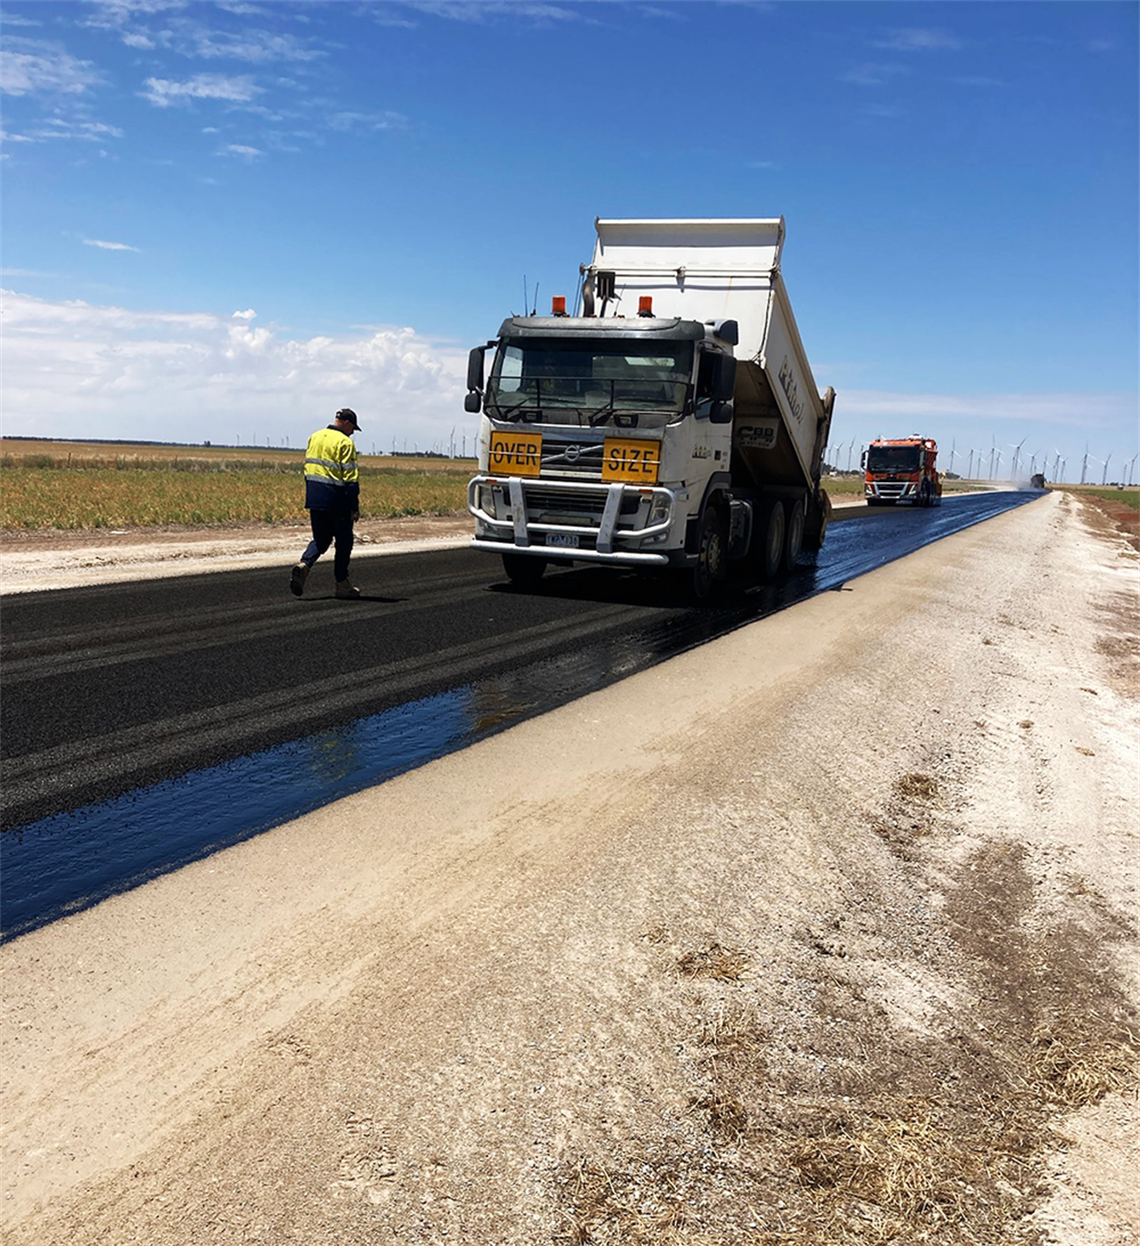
[784,497,805,571]
[502,553,547,585]
[691,503,726,601]
[759,499,785,580]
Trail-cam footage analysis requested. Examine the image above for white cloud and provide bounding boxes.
[215,2,276,15]
[843,63,910,88]
[872,28,963,53]
[9,117,125,144]
[221,143,263,160]
[84,239,140,251]
[376,2,586,24]
[84,0,188,27]
[327,110,410,133]
[0,38,103,96]
[187,28,324,64]
[141,72,262,107]
[840,389,1133,428]
[1,289,471,452]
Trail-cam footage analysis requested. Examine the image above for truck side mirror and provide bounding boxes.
[707,355,737,422]
[860,450,867,469]
[465,346,483,388]
[466,345,487,413]
[709,399,734,425]
[467,346,486,392]
[714,355,737,402]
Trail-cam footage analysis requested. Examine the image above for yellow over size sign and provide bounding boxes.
[488,431,542,477]
[602,438,660,484]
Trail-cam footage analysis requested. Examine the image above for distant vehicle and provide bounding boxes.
[464,217,835,598]
[862,435,942,507]
[1031,472,1046,489]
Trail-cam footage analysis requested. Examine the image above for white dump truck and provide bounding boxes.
[465,217,835,598]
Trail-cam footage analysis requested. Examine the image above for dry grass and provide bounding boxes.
[677,944,750,982]
[555,1156,693,1245]
[553,835,1140,1246]
[1023,1022,1138,1109]
[0,440,472,530]
[893,772,941,802]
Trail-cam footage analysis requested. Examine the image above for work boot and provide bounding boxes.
[290,561,311,597]
[335,578,361,599]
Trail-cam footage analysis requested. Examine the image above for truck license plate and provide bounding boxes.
[546,533,579,549]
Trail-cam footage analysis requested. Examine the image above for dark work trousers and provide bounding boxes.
[301,508,355,582]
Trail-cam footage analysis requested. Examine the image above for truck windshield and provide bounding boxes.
[867,446,921,472]
[487,339,693,427]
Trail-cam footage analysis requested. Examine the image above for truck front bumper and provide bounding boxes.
[866,481,917,502]
[468,474,678,566]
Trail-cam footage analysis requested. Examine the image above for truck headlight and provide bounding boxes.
[649,494,671,524]
[479,485,498,519]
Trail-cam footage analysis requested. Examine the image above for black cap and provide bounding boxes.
[336,408,361,431]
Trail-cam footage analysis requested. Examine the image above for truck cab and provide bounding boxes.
[862,435,942,507]
[466,218,835,598]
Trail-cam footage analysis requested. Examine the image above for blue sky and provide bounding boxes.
[3,0,1137,483]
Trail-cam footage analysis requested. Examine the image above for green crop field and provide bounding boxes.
[0,440,473,530]
[1064,484,1139,510]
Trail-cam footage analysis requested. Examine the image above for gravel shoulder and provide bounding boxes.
[2,492,1137,1245]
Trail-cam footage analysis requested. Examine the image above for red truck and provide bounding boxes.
[862,435,942,507]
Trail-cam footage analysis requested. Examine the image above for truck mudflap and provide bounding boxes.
[803,486,831,550]
[468,474,675,565]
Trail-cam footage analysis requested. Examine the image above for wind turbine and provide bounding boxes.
[988,436,997,480]
[846,437,858,473]
[947,439,957,476]
[1126,453,1138,487]
[1009,437,1027,482]
[1080,443,1089,485]
[966,448,974,479]
[1101,453,1112,486]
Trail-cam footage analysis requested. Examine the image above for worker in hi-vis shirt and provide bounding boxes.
[290,408,363,599]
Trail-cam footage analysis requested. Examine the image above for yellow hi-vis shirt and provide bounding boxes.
[304,426,360,511]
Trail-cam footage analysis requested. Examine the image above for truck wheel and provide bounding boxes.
[502,553,547,585]
[759,499,785,580]
[691,504,726,600]
[784,497,805,571]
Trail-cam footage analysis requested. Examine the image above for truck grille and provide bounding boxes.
[527,489,606,523]
[539,439,605,478]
